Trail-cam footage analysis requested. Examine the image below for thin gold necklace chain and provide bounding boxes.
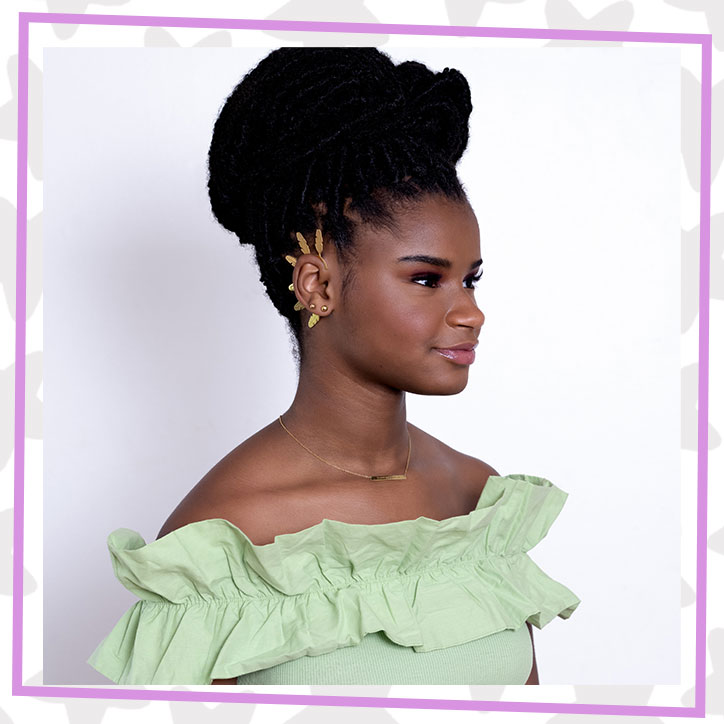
[278,415,412,481]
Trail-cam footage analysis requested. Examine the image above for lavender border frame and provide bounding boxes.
[12,12,711,716]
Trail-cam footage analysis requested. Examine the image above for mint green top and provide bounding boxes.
[88,474,580,685]
[234,627,534,685]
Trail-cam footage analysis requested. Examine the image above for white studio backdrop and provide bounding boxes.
[42,46,681,685]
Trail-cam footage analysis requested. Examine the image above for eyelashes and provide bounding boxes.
[465,271,483,289]
[412,271,483,289]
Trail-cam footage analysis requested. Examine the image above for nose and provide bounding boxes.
[446,289,485,332]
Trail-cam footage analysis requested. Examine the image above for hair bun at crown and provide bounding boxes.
[326,59,472,166]
[390,59,472,165]
[207,48,472,236]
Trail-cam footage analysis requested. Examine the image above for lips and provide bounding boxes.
[437,342,478,351]
[434,341,478,365]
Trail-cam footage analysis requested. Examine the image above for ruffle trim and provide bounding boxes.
[87,474,580,684]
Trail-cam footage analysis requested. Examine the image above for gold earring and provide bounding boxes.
[286,229,328,270]
[284,229,329,324]
[295,232,311,255]
[313,229,328,270]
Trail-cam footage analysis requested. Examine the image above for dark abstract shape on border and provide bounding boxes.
[1,198,43,322]
[0,55,43,180]
[681,68,724,190]
[682,362,721,450]
[468,684,506,713]
[546,685,664,724]
[682,628,724,714]
[544,0,634,47]
[0,508,37,596]
[46,0,132,40]
[681,213,724,333]
[27,670,148,722]
[681,222,699,334]
[169,686,256,724]
[445,0,526,27]
[681,576,695,607]
[664,0,724,50]
[264,0,389,47]
[143,28,233,47]
[709,524,724,555]
[282,686,398,723]
[25,351,43,442]
[1,352,43,472]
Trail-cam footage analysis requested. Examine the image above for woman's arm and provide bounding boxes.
[211,677,237,685]
[525,623,539,684]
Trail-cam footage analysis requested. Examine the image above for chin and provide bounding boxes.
[438,379,469,396]
[406,374,470,397]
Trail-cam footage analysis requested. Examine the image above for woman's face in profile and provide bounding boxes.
[330,194,485,396]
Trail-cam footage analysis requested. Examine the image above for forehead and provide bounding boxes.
[351,195,480,260]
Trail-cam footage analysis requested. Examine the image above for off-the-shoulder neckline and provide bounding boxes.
[147,474,553,550]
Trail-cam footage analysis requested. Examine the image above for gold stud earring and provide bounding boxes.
[321,305,328,312]
[309,303,316,309]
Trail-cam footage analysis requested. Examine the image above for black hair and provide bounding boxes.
[207,47,472,360]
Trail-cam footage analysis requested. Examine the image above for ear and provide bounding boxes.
[292,244,339,322]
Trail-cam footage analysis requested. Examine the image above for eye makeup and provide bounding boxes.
[410,268,483,289]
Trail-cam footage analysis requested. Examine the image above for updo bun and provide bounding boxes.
[207,47,472,354]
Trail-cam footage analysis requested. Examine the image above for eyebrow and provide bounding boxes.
[397,254,483,271]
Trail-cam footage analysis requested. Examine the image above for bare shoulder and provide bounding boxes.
[156,420,298,543]
[157,420,501,543]
[409,423,499,502]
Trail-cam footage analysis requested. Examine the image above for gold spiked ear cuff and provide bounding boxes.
[291,229,328,269]
[284,228,329,327]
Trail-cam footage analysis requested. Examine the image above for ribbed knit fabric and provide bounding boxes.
[236,627,533,685]
[88,474,579,684]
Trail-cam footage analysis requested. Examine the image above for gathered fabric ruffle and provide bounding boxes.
[87,474,580,684]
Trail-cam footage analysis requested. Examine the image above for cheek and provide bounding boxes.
[339,274,441,350]
[363,292,439,349]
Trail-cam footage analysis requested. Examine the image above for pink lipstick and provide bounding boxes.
[434,342,477,366]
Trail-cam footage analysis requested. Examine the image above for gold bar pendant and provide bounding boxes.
[370,474,407,481]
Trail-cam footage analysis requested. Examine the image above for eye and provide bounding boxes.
[464,271,483,289]
[411,273,442,288]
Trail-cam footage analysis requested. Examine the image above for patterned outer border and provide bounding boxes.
[1,2,721,723]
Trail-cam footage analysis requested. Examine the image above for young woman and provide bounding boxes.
[88,47,579,686]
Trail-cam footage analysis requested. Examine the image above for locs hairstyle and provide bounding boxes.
[207,47,473,359]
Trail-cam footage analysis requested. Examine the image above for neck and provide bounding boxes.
[281,358,410,475]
